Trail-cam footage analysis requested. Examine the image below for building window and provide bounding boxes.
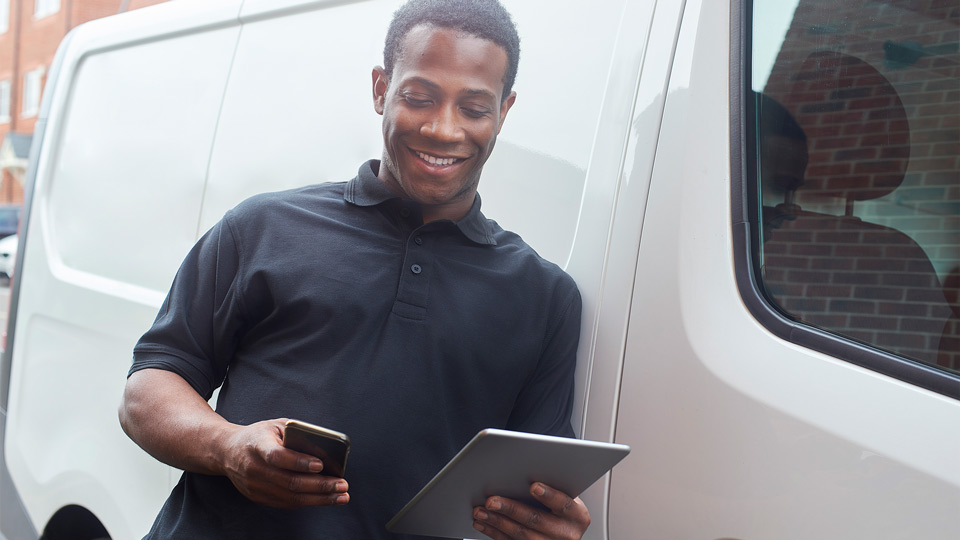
[22,68,44,118]
[0,0,10,34]
[34,0,60,19]
[749,0,959,378]
[0,81,10,123]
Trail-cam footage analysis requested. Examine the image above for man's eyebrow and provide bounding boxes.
[462,88,498,102]
[406,76,441,90]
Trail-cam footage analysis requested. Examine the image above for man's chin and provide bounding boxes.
[407,186,477,216]
[409,190,460,207]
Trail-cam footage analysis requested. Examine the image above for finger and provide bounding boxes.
[241,454,348,496]
[235,419,325,474]
[242,479,350,509]
[529,483,590,525]
[238,472,349,508]
[473,518,528,540]
[280,471,348,495]
[473,508,548,540]
[266,445,326,473]
[473,499,554,540]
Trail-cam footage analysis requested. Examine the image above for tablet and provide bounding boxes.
[386,428,631,538]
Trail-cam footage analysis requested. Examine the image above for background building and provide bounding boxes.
[0,0,169,204]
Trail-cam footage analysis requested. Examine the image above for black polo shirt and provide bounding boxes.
[131,160,582,539]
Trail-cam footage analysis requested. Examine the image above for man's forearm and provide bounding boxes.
[118,368,236,476]
[119,368,350,508]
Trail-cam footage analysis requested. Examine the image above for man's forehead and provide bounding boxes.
[395,23,508,68]
[391,25,509,95]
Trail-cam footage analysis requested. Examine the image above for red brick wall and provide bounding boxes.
[763,0,958,264]
[16,0,69,134]
[0,2,16,85]
[760,0,959,371]
[72,0,124,27]
[0,1,18,146]
[126,0,168,10]
[764,210,956,368]
[0,0,171,204]
[0,169,25,202]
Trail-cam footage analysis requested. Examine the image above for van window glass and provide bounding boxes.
[751,0,959,375]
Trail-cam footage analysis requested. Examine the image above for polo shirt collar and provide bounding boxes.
[345,160,497,246]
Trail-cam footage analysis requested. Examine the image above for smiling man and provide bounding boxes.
[373,22,516,223]
[119,1,588,539]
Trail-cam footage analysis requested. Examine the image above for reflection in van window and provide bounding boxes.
[751,0,958,374]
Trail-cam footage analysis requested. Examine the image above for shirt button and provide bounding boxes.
[400,208,411,218]
[414,236,423,245]
[411,264,422,274]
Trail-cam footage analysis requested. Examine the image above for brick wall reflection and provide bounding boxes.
[759,0,958,371]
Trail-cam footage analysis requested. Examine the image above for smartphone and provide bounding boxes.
[282,419,351,477]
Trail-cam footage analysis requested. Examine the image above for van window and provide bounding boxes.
[750,0,958,375]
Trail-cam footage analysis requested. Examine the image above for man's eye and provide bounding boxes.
[401,93,432,107]
[461,108,490,119]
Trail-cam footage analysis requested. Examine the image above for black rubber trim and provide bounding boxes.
[729,0,959,399]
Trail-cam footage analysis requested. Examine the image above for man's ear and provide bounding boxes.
[372,66,388,115]
[496,91,517,134]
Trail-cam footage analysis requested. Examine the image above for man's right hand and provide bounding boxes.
[217,419,350,508]
[119,369,349,509]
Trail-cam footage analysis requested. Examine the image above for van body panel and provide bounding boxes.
[566,0,690,532]
[238,0,376,22]
[199,0,390,233]
[608,0,960,537]
[4,2,245,537]
[44,26,241,297]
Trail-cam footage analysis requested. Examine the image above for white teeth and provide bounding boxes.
[417,151,459,166]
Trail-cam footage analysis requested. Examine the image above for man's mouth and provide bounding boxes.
[415,151,463,166]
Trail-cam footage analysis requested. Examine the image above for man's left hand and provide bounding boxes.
[472,482,591,540]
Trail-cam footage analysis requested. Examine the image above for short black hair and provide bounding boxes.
[383,0,520,102]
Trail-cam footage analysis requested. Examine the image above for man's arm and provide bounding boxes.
[478,278,589,539]
[472,482,591,540]
[118,368,349,508]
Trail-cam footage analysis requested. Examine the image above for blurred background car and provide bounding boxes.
[0,233,18,279]
[0,204,21,240]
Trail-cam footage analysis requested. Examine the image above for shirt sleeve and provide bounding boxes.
[505,281,582,438]
[130,214,249,400]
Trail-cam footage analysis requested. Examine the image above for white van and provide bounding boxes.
[1,0,957,538]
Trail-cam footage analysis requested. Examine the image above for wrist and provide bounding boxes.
[197,417,241,477]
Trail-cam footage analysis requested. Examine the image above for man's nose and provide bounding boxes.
[421,106,465,142]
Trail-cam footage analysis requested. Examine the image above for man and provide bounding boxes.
[119,1,590,538]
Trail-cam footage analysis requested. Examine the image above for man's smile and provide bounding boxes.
[412,149,468,167]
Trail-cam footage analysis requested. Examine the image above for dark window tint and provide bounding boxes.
[751,0,958,375]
